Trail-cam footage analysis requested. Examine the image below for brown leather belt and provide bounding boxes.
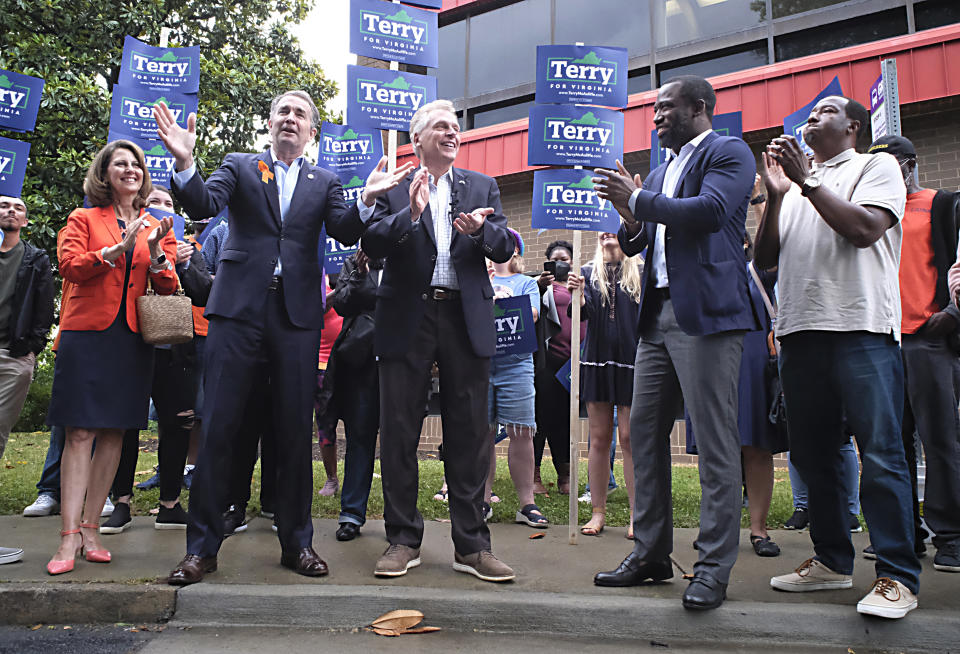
[429,287,460,301]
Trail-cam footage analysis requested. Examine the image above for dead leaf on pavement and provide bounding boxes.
[371,609,424,631]
[371,627,402,637]
[30,624,43,631]
[402,626,441,634]
[529,533,545,539]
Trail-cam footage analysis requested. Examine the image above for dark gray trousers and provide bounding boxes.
[630,299,744,584]
[901,333,960,549]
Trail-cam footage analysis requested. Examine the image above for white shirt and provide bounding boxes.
[628,129,713,288]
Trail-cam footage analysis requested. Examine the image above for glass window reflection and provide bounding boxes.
[774,10,907,61]
[654,0,765,48]
[771,0,847,20]
[472,100,534,129]
[431,21,467,100]
[555,0,651,56]
[467,0,550,96]
[658,45,768,84]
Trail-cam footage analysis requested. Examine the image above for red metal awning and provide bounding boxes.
[398,23,960,176]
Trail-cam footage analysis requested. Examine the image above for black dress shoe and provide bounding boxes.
[281,547,329,577]
[682,573,727,610]
[336,522,361,541]
[168,554,217,586]
[594,552,673,587]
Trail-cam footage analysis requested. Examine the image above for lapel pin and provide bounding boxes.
[258,160,274,184]
[308,173,315,179]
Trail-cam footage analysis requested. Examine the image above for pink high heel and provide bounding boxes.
[47,529,81,575]
[80,523,112,563]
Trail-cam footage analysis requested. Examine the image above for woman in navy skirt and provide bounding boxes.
[567,233,643,537]
[45,140,177,575]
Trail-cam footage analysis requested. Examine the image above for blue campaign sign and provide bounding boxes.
[0,136,31,198]
[109,85,197,142]
[783,76,842,157]
[650,111,743,169]
[196,207,227,245]
[318,122,383,177]
[119,36,201,94]
[346,65,437,132]
[0,69,44,133]
[319,224,359,276]
[144,207,186,240]
[535,45,628,108]
[108,132,177,186]
[556,357,571,393]
[350,0,438,69]
[531,168,620,233]
[528,104,623,168]
[494,295,538,356]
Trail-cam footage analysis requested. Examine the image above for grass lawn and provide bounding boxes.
[1,432,797,528]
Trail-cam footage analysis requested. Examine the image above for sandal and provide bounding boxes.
[515,504,549,528]
[750,534,781,557]
[580,511,605,536]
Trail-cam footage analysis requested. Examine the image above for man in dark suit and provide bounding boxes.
[359,99,516,582]
[591,76,756,609]
[153,91,411,585]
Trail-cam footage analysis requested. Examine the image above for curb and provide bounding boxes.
[0,583,176,626]
[173,583,959,652]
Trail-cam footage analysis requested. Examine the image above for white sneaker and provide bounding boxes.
[856,578,917,619]
[0,546,24,565]
[770,557,853,592]
[101,497,115,518]
[578,490,592,504]
[23,494,60,517]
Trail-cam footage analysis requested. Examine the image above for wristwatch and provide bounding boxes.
[800,176,821,197]
[152,253,167,266]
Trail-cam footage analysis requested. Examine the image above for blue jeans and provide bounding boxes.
[788,438,860,516]
[36,425,65,499]
[780,331,920,594]
[338,363,380,527]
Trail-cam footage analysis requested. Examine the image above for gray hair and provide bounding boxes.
[270,90,321,129]
[409,99,457,159]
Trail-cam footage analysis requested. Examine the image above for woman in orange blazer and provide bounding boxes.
[45,140,177,575]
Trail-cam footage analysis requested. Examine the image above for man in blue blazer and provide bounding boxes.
[591,76,756,609]
[359,99,517,582]
[153,91,410,585]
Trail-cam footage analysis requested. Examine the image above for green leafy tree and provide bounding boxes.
[1,0,337,260]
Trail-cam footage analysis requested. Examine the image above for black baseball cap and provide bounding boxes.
[868,135,916,159]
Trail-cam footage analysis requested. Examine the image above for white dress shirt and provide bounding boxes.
[629,129,713,288]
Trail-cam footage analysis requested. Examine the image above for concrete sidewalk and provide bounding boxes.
[0,515,957,651]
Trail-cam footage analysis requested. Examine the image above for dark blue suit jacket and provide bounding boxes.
[618,131,756,336]
[174,151,363,330]
[361,167,514,358]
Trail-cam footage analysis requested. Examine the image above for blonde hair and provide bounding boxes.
[589,241,643,304]
[84,140,152,210]
[508,252,524,274]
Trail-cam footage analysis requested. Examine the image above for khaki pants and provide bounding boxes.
[0,349,35,458]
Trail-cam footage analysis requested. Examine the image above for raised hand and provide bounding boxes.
[761,150,793,199]
[360,156,416,207]
[147,216,174,258]
[409,168,430,221]
[175,241,195,265]
[454,207,494,235]
[594,160,640,219]
[153,101,197,171]
[119,218,145,252]
[767,135,810,186]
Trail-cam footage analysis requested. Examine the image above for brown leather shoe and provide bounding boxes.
[280,547,329,577]
[168,554,217,586]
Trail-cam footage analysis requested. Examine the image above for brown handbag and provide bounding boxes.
[136,277,194,345]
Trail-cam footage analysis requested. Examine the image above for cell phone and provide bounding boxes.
[544,260,570,282]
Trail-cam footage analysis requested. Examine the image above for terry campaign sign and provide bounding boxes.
[532,168,619,233]
[528,105,623,169]
[109,85,197,141]
[494,295,537,356]
[535,45,628,108]
[650,111,743,169]
[783,76,842,157]
[108,133,177,186]
[0,70,44,133]
[350,0,438,69]
[319,224,359,276]
[347,65,436,132]
[319,122,383,177]
[0,136,30,197]
[119,36,201,94]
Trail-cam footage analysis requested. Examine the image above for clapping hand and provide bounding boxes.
[409,168,431,221]
[454,207,493,235]
[765,136,810,187]
[153,101,197,171]
[361,156,416,207]
[176,241,195,265]
[147,216,174,259]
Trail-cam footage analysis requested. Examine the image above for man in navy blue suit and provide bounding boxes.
[153,91,411,585]
[359,99,517,582]
[590,76,756,609]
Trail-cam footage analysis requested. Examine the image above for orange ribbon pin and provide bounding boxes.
[258,160,274,184]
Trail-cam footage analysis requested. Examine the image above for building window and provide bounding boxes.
[467,0,550,97]
[472,99,534,130]
[914,0,960,31]
[430,21,467,101]
[771,0,848,20]
[774,9,908,61]
[554,0,651,56]
[654,0,766,48]
[628,71,653,95]
[658,44,768,84]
